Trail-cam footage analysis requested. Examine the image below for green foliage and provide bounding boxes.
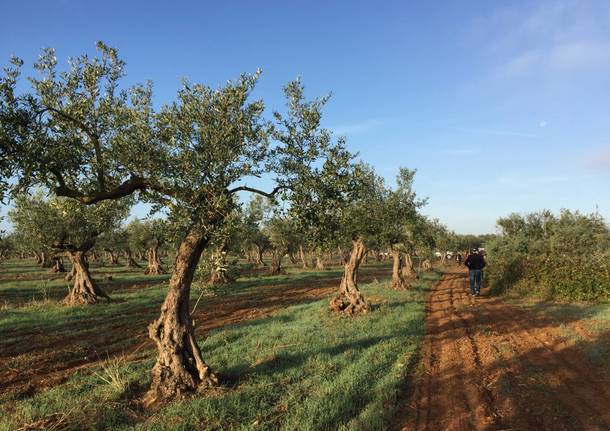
[487,209,610,301]
[2,43,352,268]
[273,80,357,253]
[378,167,427,251]
[9,192,129,252]
[238,195,272,256]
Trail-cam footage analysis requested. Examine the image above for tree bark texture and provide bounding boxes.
[49,256,66,273]
[106,250,120,265]
[299,245,309,269]
[315,255,326,271]
[391,248,407,289]
[64,251,110,305]
[145,244,165,275]
[329,237,370,314]
[402,253,417,279]
[254,245,266,267]
[422,259,432,272]
[125,249,141,268]
[268,249,285,275]
[147,227,218,402]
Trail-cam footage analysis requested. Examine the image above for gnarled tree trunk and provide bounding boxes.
[106,250,120,265]
[125,249,141,268]
[254,245,266,267]
[299,245,309,269]
[402,253,417,279]
[49,255,66,273]
[269,249,285,275]
[145,243,165,275]
[40,251,54,268]
[391,248,407,289]
[422,259,432,272]
[315,253,326,270]
[330,237,370,314]
[65,263,76,281]
[147,227,218,402]
[64,251,110,305]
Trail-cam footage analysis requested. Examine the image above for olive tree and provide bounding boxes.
[2,43,349,401]
[240,195,272,266]
[378,168,426,289]
[96,227,128,265]
[289,157,385,315]
[9,192,128,303]
[263,210,299,275]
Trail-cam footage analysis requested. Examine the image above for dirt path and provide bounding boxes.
[395,268,610,431]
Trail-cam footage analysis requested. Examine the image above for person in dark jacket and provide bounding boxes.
[464,248,486,296]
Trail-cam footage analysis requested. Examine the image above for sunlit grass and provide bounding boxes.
[0,274,437,431]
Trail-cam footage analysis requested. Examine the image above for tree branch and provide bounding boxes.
[53,175,149,205]
[227,185,287,199]
[37,106,97,139]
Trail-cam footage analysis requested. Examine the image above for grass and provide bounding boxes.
[0,258,437,430]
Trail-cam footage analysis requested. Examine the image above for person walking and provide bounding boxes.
[464,248,485,296]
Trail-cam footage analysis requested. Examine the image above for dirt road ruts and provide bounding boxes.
[394,268,610,431]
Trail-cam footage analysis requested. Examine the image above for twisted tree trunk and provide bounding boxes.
[315,256,326,270]
[65,263,76,281]
[269,249,285,275]
[330,237,370,314]
[40,251,54,268]
[402,253,417,279]
[49,255,66,273]
[299,245,309,269]
[64,251,110,305]
[422,259,432,272]
[254,245,266,267]
[391,248,407,289]
[147,227,218,402]
[106,250,120,265]
[145,243,165,275]
[125,249,141,268]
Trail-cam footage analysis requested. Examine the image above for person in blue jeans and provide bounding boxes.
[464,248,486,296]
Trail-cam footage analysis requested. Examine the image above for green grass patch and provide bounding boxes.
[0,277,432,431]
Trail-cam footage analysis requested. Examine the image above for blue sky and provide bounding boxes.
[1,0,609,233]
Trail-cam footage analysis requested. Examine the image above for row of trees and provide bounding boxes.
[0,42,455,402]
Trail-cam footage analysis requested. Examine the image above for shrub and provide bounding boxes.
[486,210,610,302]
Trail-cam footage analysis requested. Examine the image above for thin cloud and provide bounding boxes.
[456,127,537,139]
[441,148,476,156]
[332,119,385,136]
[500,41,610,78]
[584,148,610,171]
[497,174,592,187]
[478,1,610,80]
